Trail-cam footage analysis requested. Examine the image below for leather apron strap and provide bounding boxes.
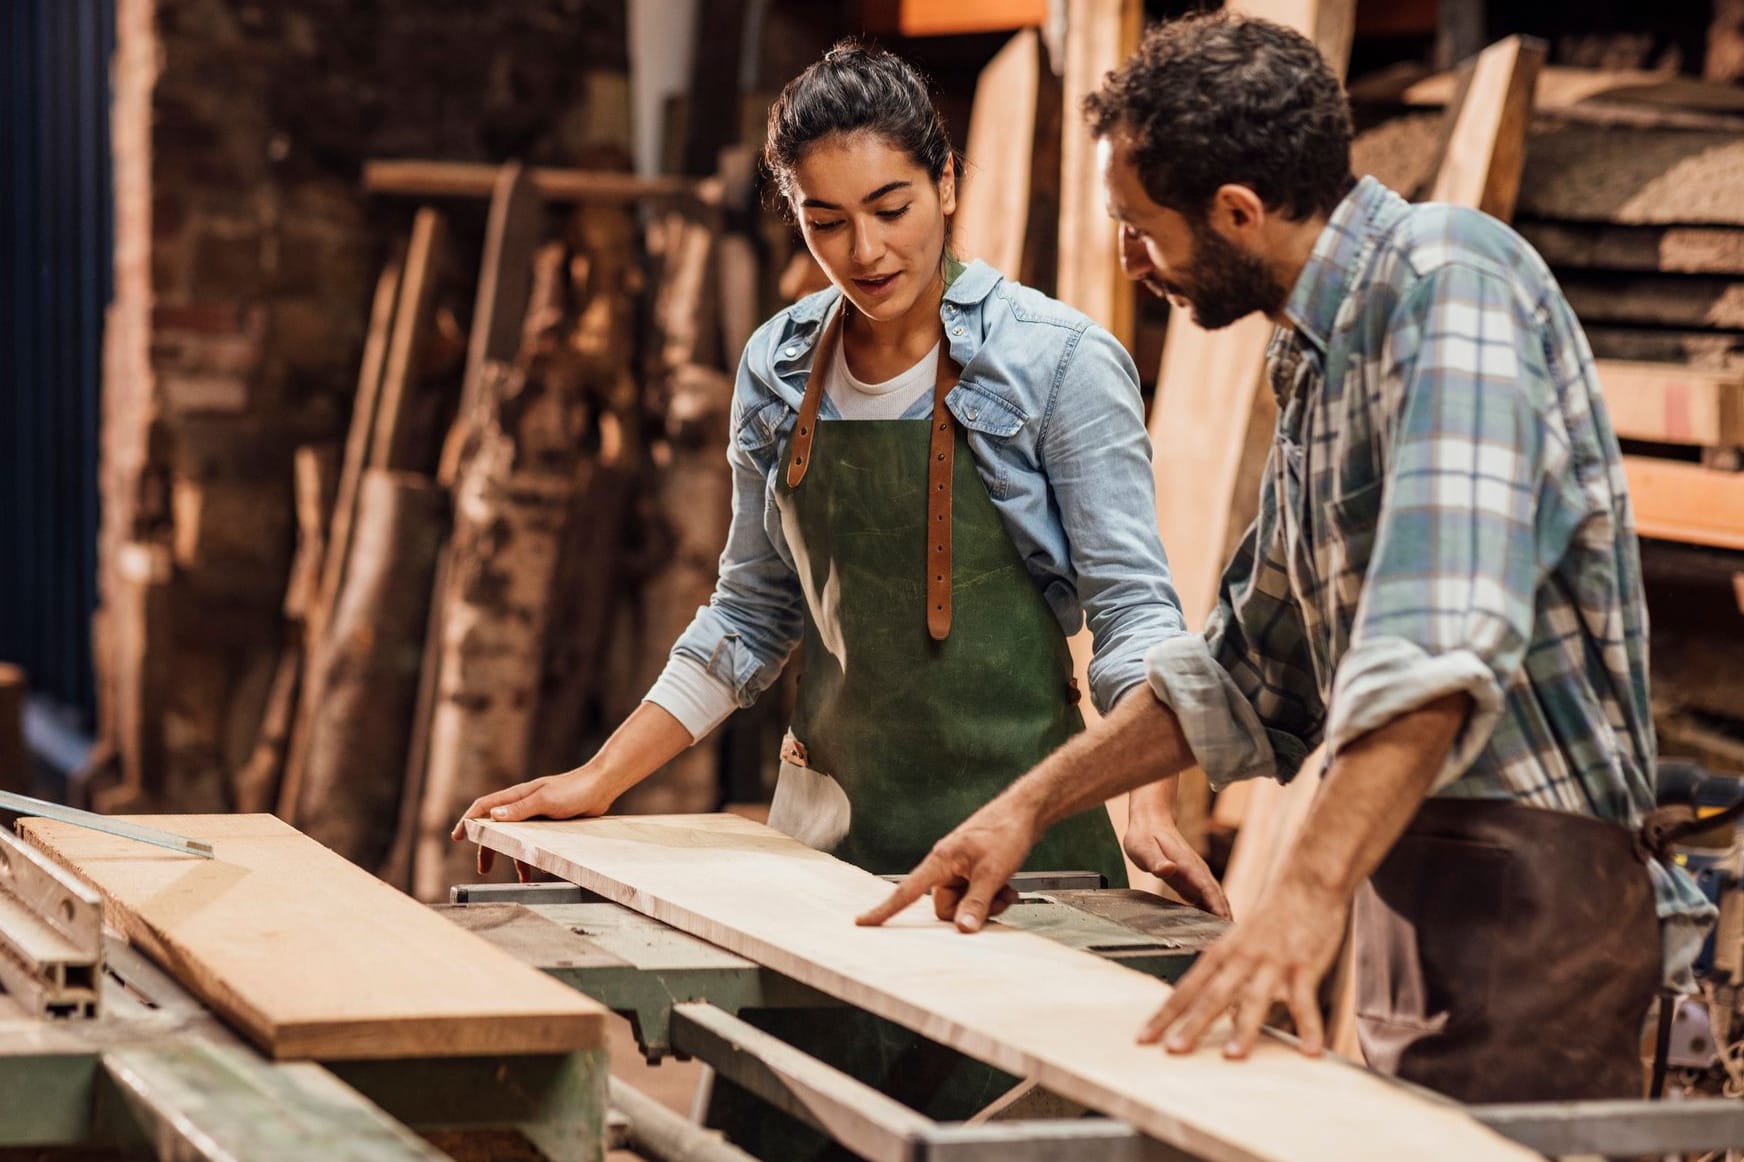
[785,304,960,640]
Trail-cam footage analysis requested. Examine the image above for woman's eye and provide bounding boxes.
[877,206,910,221]
[807,219,843,233]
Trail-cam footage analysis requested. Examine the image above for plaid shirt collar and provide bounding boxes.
[1279,176,1406,359]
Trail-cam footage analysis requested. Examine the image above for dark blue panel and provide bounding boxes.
[0,0,112,722]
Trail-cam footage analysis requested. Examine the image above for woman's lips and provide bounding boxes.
[853,272,900,297]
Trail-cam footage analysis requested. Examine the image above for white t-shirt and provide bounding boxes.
[825,337,939,419]
[647,339,941,739]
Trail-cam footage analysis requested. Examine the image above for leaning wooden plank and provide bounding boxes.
[1426,36,1546,219]
[371,208,448,472]
[1598,360,1744,447]
[467,814,1534,1162]
[19,813,605,1061]
[440,163,546,489]
[297,471,446,870]
[860,0,1047,37]
[956,29,1059,286]
[1625,456,1744,550]
[1057,0,1140,349]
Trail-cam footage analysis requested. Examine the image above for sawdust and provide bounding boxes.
[1519,123,1744,226]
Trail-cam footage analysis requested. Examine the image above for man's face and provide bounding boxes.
[1097,134,1283,331]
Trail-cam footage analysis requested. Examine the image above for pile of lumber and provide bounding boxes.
[1350,65,1744,552]
[240,159,752,900]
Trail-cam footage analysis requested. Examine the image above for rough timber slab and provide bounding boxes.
[18,814,605,1060]
[467,814,1535,1162]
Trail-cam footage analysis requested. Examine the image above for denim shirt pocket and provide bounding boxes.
[946,381,1026,500]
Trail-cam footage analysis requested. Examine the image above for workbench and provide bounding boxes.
[448,873,1744,1162]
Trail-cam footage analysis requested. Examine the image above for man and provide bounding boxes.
[859,12,1714,1104]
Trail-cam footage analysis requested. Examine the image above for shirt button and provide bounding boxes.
[966,406,979,421]
[783,346,798,357]
[952,326,965,336]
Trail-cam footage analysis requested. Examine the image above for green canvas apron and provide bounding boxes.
[707,303,1125,1159]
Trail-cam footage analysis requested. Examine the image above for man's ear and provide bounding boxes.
[1210,183,1266,238]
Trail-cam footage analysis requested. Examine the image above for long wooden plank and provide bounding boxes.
[371,207,447,472]
[1518,221,1744,277]
[19,814,605,1061]
[1058,0,1140,348]
[1625,455,1744,550]
[468,814,1534,1162]
[364,160,707,205]
[1598,360,1744,447]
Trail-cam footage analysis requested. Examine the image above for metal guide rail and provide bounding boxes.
[0,828,103,1019]
[447,876,1744,1162]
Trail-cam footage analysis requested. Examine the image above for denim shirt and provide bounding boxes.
[666,259,1186,715]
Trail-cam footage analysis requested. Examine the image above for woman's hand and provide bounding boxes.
[450,764,628,875]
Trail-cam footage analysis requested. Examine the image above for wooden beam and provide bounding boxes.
[466,814,1537,1162]
[1625,455,1744,550]
[1057,0,1140,349]
[1517,221,1744,277]
[1562,274,1744,331]
[1427,36,1546,219]
[20,813,606,1061]
[860,0,1048,37]
[1518,124,1744,228]
[364,160,710,206]
[1597,360,1744,447]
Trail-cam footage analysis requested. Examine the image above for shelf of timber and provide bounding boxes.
[1596,360,1744,550]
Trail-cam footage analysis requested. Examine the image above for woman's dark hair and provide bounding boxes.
[763,39,959,206]
[1084,13,1354,223]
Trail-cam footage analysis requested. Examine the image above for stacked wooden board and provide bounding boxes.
[19,813,605,1061]
[467,813,1537,1162]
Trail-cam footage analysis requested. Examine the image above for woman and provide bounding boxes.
[455,40,1218,1155]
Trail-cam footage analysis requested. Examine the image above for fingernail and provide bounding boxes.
[490,807,507,819]
[959,915,981,933]
[1165,1034,1187,1052]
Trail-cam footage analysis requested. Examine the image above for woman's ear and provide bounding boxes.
[939,159,958,217]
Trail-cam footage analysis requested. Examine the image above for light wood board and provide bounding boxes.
[468,813,1534,1162]
[19,814,605,1061]
[1598,360,1744,447]
[1624,455,1744,550]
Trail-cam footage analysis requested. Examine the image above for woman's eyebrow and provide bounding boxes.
[800,180,913,210]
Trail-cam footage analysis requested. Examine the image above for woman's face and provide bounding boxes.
[788,131,955,326]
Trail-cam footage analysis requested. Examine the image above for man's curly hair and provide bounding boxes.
[1085,13,1353,223]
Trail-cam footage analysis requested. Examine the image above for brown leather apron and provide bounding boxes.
[1355,799,1661,1103]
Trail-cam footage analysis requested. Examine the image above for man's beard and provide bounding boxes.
[1167,224,1285,331]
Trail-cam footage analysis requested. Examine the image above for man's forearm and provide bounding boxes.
[1280,691,1469,902]
[1009,688,1196,828]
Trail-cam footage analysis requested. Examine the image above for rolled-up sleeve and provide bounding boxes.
[1146,506,1324,788]
[1325,263,1586,790]
[661,347,807,708]
[1041,326,1188,712]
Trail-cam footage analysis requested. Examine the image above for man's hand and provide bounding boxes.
[450,765,625,875]
[1124,780,1230,919]
[1138,873,1347,1059]
[1124,820,1231,919]
[856,798,1043,932]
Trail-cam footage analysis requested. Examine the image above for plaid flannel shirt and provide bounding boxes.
[1144,177,1713,963]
